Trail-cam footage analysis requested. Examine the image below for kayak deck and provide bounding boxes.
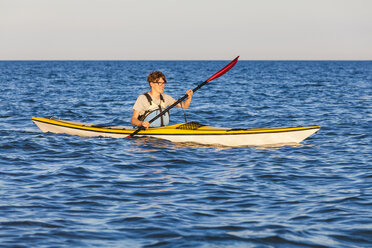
[32,117,321,147]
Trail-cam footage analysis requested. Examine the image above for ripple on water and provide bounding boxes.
[0,61,371,247]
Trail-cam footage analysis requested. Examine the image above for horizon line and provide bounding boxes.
[1,59,371,62]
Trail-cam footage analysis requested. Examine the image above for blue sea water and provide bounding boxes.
[0,60,371,247]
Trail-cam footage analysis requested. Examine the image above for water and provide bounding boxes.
[0,60,371,247]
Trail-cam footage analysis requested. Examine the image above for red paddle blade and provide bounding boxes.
[206,56,239,83]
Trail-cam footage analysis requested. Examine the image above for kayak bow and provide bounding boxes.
[32,117,320,147]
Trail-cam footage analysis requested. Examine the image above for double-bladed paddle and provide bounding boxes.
[126,56,239,138]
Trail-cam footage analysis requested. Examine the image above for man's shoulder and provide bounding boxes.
[161,94,175,105]
[136,93,150,101]
[134,93,150,106]
[133,94,150,112]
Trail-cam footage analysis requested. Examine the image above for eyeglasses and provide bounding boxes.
[152,82,166,86]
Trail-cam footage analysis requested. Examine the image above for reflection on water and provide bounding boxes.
[130,136,311,150]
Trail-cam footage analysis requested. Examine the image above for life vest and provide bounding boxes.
[137,93,170,127]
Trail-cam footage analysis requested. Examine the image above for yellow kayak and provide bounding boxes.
[32,117,320,147]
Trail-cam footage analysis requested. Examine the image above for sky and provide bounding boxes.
[1,0,371,60]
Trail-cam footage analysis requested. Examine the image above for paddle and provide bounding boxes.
[126,56,239,138]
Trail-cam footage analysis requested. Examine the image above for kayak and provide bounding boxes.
[32,117,320,147]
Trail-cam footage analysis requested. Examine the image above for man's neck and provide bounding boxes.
[149,90,161,99]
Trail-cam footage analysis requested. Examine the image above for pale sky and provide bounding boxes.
[1,0,371,60]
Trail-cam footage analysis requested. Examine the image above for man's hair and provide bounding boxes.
[147,71,167,84]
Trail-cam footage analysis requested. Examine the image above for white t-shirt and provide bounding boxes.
[133,93,176,116]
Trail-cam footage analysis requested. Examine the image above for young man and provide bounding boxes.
[131,71,193,129]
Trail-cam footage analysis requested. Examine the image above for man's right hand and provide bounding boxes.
[141,121,150,129]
